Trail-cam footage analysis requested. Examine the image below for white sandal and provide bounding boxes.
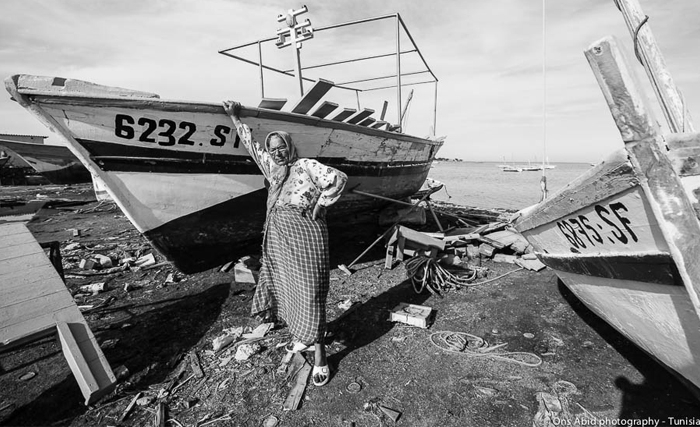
[312,365,330,386]
[285,341,313,353]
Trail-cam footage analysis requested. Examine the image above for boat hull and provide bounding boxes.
[0,139,91,184]
[6,75,442,273]
[515,149,700,392]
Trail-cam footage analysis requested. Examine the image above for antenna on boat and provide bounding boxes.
[540,0,549,202]
[275,5,314,96]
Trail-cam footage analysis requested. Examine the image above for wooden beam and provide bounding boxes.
[330,108,356,122]
[358,117,376,127]
[290,78,334,115]
[584,36,660,144]
[310,101,338,119]
[586,35,700,321]
[371,120,388,129]
[346,108,375,125]
[615,0,694,132]
[258,98,287,111]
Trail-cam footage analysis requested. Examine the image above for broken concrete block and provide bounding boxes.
[64,242,81,251]
[68,228,80,237]
[134,253,155,267]
[79,282,106,294]
[234,263,259,285]
[479,243,496,258]
[493,254,518,264]
[466,244,480,259]
[234,343,261,361]
[94,254,113,268]
[515,258,546,272]
[79,259,98,270]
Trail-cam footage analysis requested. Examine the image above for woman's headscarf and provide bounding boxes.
[264,131,298,214]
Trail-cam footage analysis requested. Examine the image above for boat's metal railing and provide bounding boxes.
[218,13,439,135]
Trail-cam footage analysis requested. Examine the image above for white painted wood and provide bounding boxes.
[615,0,694,133]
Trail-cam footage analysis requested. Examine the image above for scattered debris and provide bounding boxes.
[189,351,205,379]
[378,405,401,422]
[234,343,261,361]
[263,415,279,427]
[212,326,244,352]
[389,303,433,328]
[19,372,36,381]
[346,381,362,393]
[79,282,106,294]
[523,333,535,339]
[134,253,156,268]
[233,256,260,284]
[117,392,142,423]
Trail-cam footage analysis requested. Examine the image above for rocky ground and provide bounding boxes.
[0,184,699,427]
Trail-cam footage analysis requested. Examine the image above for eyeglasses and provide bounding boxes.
[269,146,287,155]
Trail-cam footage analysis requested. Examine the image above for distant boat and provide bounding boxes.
[514,2,700,397]
[501,165,523,172]
[0,139,91,184]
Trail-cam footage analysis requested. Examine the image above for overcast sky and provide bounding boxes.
[1,0,698,163]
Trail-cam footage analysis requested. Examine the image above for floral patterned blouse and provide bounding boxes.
[236,123,348,209]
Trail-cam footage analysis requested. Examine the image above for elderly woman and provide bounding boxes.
[223,101,347,387]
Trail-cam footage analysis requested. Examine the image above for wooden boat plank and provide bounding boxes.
[346,108,375,125]
[258,98,287,111]
[586,36,700,320]
[290,79,334,115]
[515,150,638,231]
[310,101,338,119]
[371,121,388,129]
[358,117,376,127]
[331,108,356,122]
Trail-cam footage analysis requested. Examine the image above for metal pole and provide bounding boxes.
[257,41,265,98]
[395,14,402,130]
[433,82,438,135]
[294,46,304,96]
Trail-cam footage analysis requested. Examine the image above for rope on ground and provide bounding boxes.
[405,256,525,295]
[469,266,524,286]
[404,255,477,296]
[430,331,542,367]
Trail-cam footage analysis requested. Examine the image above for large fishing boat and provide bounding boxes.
[514,0,700,394]
[5,10,443,273]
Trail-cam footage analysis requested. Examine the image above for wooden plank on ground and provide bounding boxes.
[258,98,287,111]
[291,79,334,115]
[0,221,116,405]
[283,355,312,411]
[346,108,375,124]
[331,108,356,122]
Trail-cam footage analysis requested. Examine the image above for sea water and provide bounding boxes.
[427,162,593,211]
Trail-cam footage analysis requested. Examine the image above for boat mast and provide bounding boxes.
[614,0,694,133]
[276,6,314,96]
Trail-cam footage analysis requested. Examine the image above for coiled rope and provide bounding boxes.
[405,255,525,295]
[430,331,542,367]
[404,255,477,295]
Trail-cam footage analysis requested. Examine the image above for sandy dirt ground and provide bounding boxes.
[0,184,699,427]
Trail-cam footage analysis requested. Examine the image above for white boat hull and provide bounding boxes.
[5,75,443,272]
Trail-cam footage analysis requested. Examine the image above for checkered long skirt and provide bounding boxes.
[251,206,329,344]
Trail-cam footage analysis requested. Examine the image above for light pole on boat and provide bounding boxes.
[276,5,314,97]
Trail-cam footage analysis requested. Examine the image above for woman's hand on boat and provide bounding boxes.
[222,100,242,118]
